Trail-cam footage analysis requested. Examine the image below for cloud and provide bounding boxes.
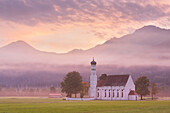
[0,0,56,25]
[111,1,167,21]
[0,0,169,52]
[0,0,169,25]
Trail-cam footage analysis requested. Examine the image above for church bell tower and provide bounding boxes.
[88,58,97,98]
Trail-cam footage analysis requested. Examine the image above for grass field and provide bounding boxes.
[0,97,170,113]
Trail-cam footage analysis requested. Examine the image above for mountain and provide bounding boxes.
[0,40,38,53]
[0,40,64,65]
[67,25,170,66]
[0,25,170,96]
[0,25,170,66]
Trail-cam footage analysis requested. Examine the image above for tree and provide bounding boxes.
[50,86,56,93]
[151,82,158,100]
[61,71,83,97]
[80,82,89,98]
[99,74,107,81]
[135,76,150,100]
[29,88,34,93]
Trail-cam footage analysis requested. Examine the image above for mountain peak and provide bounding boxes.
[7,40,34,48]
[135,25,165,33]
[67,49,84,54]
[15,40,28,44]
[142,25,157,28]
[0,40,38,53]
[11,40,31,46]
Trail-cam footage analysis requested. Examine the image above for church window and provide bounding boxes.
[92,68,96,71]
[97,92,99,97]
[117,89,119,97]
[105,90,107,97]
[122,89,124,97]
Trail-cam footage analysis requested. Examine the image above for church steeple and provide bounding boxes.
[91,57,96,65]
[89,58,97,98]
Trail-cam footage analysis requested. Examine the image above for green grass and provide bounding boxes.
[0,98,169,113]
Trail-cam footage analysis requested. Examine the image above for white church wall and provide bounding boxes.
[97,86,127,100]
[96,76,138,100]
[125,75,135,100]
[128,95,138,101]
[115,86,126,100]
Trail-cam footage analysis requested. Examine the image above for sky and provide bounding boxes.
[0,0,170,53]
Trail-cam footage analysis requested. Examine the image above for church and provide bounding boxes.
[88,59,138,100]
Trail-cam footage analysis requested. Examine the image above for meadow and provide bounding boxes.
[0,97,169,113]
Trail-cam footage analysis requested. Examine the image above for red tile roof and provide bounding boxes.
[97,80,104,87]
[128,90,138,95]
[99,75,129,86]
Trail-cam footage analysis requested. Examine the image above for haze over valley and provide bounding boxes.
[0,25,170,96]
[0,25,170,66]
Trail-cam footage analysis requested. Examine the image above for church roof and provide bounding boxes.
[97,80,105,87]
[91,60,96,65]
[98,75,130,87]
[128,90,138,95]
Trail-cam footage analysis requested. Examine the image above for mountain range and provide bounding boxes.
[0,25,170,66]
[0,25,170,95]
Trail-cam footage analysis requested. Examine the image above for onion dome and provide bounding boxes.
[91,58,96,65]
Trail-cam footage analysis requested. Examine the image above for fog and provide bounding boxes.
[0,26,170,96]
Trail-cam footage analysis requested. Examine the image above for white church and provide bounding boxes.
[88,59,138,100]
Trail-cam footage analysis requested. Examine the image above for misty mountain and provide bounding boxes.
[0,25,170,96]
[82,25,170,66]
[0,40,38,53]
[0,25,170,66]
[0,40,64,65]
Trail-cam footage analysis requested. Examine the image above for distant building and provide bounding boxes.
[48,93,62,98]
[88,59,138,100]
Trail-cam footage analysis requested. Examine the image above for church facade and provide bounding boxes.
[88,59,138,100]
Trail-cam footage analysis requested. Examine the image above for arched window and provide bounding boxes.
[97,92,99,97]
[109,90,110,97]
[105,89,107,97]
[122,89,124,97]
[117,89,119,97]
